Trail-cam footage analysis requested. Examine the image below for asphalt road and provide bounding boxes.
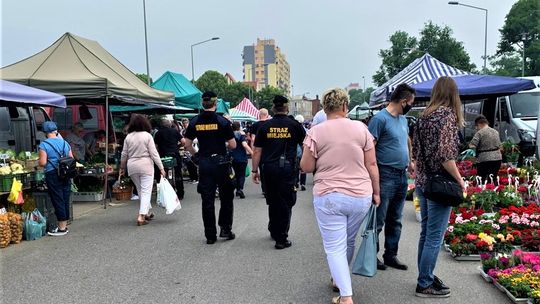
[1,174,510,304]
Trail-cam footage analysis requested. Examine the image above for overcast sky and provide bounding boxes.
[1,0,517,98]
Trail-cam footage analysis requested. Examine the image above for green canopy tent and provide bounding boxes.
[152,71,202,109]
[174,99,229,119]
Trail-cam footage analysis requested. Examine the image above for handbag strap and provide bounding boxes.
[363,204,377,234]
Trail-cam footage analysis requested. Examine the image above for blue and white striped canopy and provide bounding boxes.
[369,53,473,106]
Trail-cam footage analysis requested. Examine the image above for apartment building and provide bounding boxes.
[242,38,290,95]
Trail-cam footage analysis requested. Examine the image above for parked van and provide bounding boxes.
[0,106,50,153]
[463,77,540,157]
[47,105,117,143]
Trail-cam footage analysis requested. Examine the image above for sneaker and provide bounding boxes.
[275,240,292,250]
[48,227,68,236]
[219,229,236,240]
[190,180,198,184]
[415,284,451,298]
[236,190,245,199]
[433,275,450,290]
[300,185,306,191]
[131,195,139,201]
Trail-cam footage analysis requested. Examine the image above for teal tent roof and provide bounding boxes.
[151,71,202,109]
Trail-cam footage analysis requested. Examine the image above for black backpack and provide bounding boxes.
[43,140,77,180]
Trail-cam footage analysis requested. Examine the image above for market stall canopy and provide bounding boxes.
[151,71,202,109]
[0,32,173,105]
[347,102,370,120]
[217,99,230,114]
[0,79,66,108]
[412,75,537,100]
[370,53,472,106]
[230,108,257,122]
[109,103,192,113]
[235,97,259,119]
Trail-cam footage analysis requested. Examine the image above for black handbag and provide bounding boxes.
[424,171,464,207]
[419,132,463,207]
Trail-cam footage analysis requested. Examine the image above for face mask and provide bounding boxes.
[402,103,412,115]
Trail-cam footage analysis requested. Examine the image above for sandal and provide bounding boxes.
[145,212,155,221]
[330,278,339,293]
[137,220,148,226]
[331,296,341,304]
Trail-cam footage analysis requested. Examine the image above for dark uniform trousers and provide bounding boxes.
[197,156,235,239]
[262,161,297,243]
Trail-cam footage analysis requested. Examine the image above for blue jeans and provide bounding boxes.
[376,165,407,260]
[45,171,71,221]
[416,187,452,288]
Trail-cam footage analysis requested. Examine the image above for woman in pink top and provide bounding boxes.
[120,115,165,226]
[301,88,380,304]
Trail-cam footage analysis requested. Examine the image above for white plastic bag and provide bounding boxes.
[157,177,181,215]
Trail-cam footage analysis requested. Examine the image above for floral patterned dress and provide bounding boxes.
[413,106,460,189]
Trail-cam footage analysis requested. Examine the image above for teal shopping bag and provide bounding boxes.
[352,205,378,277]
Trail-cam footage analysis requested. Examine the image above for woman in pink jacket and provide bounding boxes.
[120,115,165,226]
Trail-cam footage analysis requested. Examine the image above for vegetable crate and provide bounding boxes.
[0,175,13,192]
[33,191,73,232]
[161,157,177,169]
[72,191,104,202]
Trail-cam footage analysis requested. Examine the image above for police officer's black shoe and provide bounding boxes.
[206,238,216,245]
[219,229,236,240]
[236,190,245,199]
[275,240,292,250]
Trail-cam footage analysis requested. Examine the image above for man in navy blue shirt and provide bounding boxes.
[368,83,416,271]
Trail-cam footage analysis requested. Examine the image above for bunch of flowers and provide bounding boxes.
[492,266,540,298]
[480,252,518,273]
[445,209,513,256]
[498,186,525,208]
[457,160,476,178]
[529,288,540,303]
[498,204,540,230]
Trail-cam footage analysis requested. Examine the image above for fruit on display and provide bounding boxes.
[0,166,11,175]
[7,212,23,244]
[0,214,11,248]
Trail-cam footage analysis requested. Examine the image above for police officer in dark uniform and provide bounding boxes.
[184,91,237,245]
[251,95,306,249]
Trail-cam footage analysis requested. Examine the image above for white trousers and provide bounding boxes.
[314,192,372,297]
[130,173,154,215]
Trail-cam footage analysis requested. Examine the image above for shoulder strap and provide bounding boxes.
[42,140,64,158]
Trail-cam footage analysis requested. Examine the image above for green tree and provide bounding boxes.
[497,0,540,76]
[373,31,418,86]
[373,22,475,86]
[348,88,375,109]
[488,53,523,76]
[195,71,228,98]
[254,86,285,112]
[222,82,251,107]
[417,21,476,72]
[136,73,152,84]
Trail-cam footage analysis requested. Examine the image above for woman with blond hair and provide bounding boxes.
[412,76,465,298]
[301,88,380,304]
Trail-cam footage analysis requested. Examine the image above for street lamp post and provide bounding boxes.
[190,37,220,82]
[362,76,366,103]
[142,0,150,85]
[448,1,488,72]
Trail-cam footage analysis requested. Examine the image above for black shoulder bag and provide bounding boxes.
[43,140,77,180]
[420,130,464,207]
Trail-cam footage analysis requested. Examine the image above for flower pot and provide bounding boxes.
[477,265,492,283]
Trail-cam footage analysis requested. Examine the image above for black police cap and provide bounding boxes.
[273,95,288,106]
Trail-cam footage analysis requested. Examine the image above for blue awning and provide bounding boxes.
[0,79,66,107]
[412,75,537,99]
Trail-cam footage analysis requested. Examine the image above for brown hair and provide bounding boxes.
[232,121,241,131]
[422,76,464,127]
[474,115,489,126]
[127,114,152,133]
